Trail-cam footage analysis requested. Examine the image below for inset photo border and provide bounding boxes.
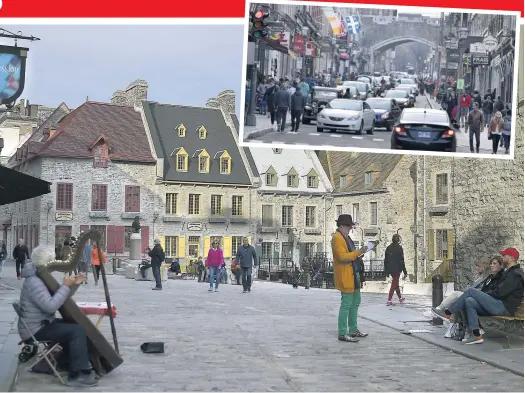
[239,1,521,160]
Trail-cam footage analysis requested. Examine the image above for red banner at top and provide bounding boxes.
[0,0,522,17]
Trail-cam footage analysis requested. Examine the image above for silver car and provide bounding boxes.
[316,99,376,135]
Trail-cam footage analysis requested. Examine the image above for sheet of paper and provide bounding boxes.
[367,241,376,251]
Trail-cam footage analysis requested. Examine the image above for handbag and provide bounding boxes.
[488,133,492,140]
[140,342,165,354]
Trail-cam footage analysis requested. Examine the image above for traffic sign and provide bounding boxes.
[457,79,464,90]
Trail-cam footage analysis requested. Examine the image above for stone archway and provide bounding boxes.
[370,36,438,72]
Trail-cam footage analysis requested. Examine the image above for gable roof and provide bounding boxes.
[10,102,155,167]
[317,151,403,192]
[142,102,253,185]
[229,114,259,177]
[250,147,331,193]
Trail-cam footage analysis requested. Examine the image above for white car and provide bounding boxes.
[398,78,419,95]
[316,99,376,135]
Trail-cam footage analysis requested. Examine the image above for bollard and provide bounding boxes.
[112,258,117,275]
[432,274,444,326]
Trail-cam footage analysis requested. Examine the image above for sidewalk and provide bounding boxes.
[241,113,290,141]
[424,94,495,153]
[0,261,23,392]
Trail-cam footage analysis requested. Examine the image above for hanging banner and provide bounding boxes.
[291,35,316,56]
[321,7,342,37]
[344,15,362,35]
[0,45,29,106]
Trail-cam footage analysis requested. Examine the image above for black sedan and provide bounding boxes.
[365,98,402,131]
[390,108,457,152]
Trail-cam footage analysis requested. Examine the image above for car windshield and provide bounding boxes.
[357,77,371,84]
[386,90,408,98]
[401,111,449,125]
[344,81,367,91]
[366,99,391,110]
[328,100,363,111]
[396,86,412,92]
[342,87,358,95]
[314,90,338,99]
[401,79,416,85]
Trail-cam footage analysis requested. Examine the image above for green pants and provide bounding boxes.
[338,290,361,336]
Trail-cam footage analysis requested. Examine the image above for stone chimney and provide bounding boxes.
[124,79,148,107]
[205,98,220,109]
[28,104,39,118]
[215,90,236,114]
[110,90,128,106]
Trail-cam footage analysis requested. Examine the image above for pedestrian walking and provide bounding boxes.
[488,111,504,154]
[482,96,493,128]
[384,234,407,306]
[502,109,512,154]
[244,82,251,125]
[459,91,471,127]
[332,214,372,342]
[467,102,484,153]
[299,78,310,100]
[493,96,504,114]
[265,79,277,130]
[290,86,305,133]
[300,256,312,289]
[80,241,92,284]
[13,238,30,280]
[0,242,7,279]
[231,258,241,285]
[274,84,291,133]
[235,237,257,293]
[148,239,165,290]
[91,243,106,286]
[206,239,224,292]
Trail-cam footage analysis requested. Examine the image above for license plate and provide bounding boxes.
[418,131,431,138]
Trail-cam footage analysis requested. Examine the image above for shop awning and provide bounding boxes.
[261,37,289,54]
[0,165,51,205]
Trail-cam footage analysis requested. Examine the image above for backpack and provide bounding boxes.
[449,322,466,341]
[504,118,511,132]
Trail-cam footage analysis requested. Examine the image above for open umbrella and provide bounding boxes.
[0,165,51,205]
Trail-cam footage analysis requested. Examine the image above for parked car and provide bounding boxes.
[303,86,340,124]
[366,98,402,131]
[390,108,457,152]
[316,99,376,135]
[384,89,413,108]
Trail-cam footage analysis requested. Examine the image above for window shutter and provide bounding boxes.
[447,229,454,260]
[427,229,435,261]
[178,236,185,258]
[106,226,117,253]
[223,236,232,258]
[158,236,166,253]
[204,236,211,255]
[112,226,125,253]
[141,226,150,253]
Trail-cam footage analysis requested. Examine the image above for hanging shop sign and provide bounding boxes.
[471,54,489,66]
[482,35,498,52]
[469,42,487,54]
[0,45,29,106]
[446,50,459,63]
[55,212,73,221]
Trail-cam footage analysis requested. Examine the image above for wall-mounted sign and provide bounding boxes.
[482,35,498,52]
[186,222,202,231]
[472,55,489,66]
[446,51,459,63]
[447,62,459,70]
[0,45,29,106]
[55,212,73,221]
[470,42,487,54]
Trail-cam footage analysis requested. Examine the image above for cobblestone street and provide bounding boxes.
[12,275,524,392]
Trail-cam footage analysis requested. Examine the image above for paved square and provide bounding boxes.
[13,276,525,392]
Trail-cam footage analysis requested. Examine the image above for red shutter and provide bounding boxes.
[114,226,125,253]
[141,226,150,253]
[106,226,117,253]
[80,225,90,233]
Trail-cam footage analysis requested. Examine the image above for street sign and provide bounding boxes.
[472,54,489,66]
[457,79,464,90]
[470,42,487,54]
[482,35,498,52]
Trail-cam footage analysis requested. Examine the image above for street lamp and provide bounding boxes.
[458,27,468,40]
[331,37,337,75]
[301,26,310,79]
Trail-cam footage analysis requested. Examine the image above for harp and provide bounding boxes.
[36,230,123,375]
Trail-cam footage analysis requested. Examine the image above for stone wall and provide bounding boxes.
[110,79,149,107]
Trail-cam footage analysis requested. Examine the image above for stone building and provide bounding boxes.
[249,146,333,269]
[2,100,157,256]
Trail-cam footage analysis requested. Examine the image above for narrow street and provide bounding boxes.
[246,95,494,154]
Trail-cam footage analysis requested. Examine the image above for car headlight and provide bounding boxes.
[381,112,390,119]
[318,113,326,119]
[348,115,360,120]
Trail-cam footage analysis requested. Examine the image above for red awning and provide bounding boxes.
[261,38,289,54]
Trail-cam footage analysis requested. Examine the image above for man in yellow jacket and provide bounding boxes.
[332,214,371,342]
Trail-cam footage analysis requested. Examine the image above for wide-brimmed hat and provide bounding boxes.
[336,214,354,227]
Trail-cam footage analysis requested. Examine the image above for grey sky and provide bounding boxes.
[0,25,244,114]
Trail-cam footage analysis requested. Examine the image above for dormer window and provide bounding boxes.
[264,166,277,186]
[93,143,109,168]
[365,171,373,184]
[306,169,319,188]
[197,126,207,139]
[287,168,299,188]
[177,124,186,137]
[219,151,231,174]
[339,175,347,188]
[176,147,188,172]
[198,149,210,173]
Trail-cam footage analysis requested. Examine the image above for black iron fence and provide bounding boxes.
[256,258,386,289]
